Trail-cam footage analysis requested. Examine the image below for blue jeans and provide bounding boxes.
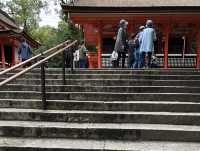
[133,51,140,69]
[139,52,152,68]
[79,59,87,68]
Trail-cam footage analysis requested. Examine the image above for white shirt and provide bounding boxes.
[111,51,118,61]
[74,50,79,61]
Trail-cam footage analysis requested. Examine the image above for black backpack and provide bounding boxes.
[133,36,140,49]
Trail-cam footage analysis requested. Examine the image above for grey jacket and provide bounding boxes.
[114,27,127,52]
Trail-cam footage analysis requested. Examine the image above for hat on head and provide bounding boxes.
[119,19,128,27]
[146,20,153,27]
[139,26,145,30]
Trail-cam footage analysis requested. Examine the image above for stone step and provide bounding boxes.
[9,68,200,75]
[0,121,200,141]
[3,73,200,80]
[1,85,200,93]
[4,79,200,86]
[1,99,200,113]
[1,137,200,151]
[1,91,200,102]
[0,108,200,125]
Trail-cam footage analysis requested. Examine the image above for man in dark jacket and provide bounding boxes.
[114,19,128,68]
[18,38,32,62]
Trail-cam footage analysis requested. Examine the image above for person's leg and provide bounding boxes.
[134,51,139,69]
[128,54,131,68]
[147,52,152,68]
[122,51,126,68]
[117,52,122,68]
[144,52,149,68]
[112,61,115,68]
[80,59,84,68]
[83,59,87,68]
[130,51,135,68]
[139,52,144,68]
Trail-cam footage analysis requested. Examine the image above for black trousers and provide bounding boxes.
[140,52,152,68]
[117,51,126,68]
[112,60,117,68]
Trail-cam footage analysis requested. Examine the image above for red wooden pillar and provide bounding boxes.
[12,41,15,66]
[163,24,170,69]
[0,41,5,68]
[196,28,200,69]
[97,23,102,68]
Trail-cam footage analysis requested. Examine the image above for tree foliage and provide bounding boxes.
[31,20,82,67]
[1,0,82,67]
[1,0,47,32]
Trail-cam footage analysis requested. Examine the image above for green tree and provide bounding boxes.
[1,0,47,32]
[30,20,82,67]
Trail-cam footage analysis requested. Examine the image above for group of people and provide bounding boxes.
[111,19,157,68]
[72,41,89,68]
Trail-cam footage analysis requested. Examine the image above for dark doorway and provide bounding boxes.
[103,38,115,54]
[169,36,184,54]
[4,45,12,64]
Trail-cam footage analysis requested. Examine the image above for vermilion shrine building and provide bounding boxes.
[62,0,200,69]
[0,9,40,68]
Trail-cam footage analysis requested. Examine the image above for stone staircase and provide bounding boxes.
[0,68,200,150]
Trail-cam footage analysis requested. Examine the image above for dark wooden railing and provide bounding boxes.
[0,40,78,109]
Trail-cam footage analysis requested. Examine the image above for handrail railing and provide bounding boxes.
[0,40,70,76]
[0,40,78,109]
[0,40,77,87]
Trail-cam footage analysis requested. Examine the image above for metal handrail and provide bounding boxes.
[0,40,70,76]
[0,40,77,87]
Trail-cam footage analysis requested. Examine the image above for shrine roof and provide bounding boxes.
[0,9,18,29]
[63,0,200,7]
[62,0,200,13]
[0,9,40,48]
[0,29,41,48]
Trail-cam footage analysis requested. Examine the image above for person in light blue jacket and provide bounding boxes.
[139,20,157,68]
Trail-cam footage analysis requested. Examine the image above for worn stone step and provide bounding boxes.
[3,73,200,80]
[1,85,200,93]
[1,137,200,151]
[3,79,200,86]
[0,108,200,125]
[0,121,200,141]
[1,99,200,113]
[1,91,200,102]
[8,68,200,75]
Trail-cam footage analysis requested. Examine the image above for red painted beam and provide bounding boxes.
[0,41,5,68]
[164,24,170,69]
[97,24,102,68]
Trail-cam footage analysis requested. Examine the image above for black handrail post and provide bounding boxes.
[41,56,47,110]
[62,49,66,85]
[70,46,74,73]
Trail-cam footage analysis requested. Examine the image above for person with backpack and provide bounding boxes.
[73,49,80,68]
[139,20,157,68]
[114,19,128,68]
[18,39,32,61]
[79,41,88,68]
[127,33,136,68]
[18,38,32,67]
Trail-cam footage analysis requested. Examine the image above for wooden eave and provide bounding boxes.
[0,29,41,48]
[62,5,200,15]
